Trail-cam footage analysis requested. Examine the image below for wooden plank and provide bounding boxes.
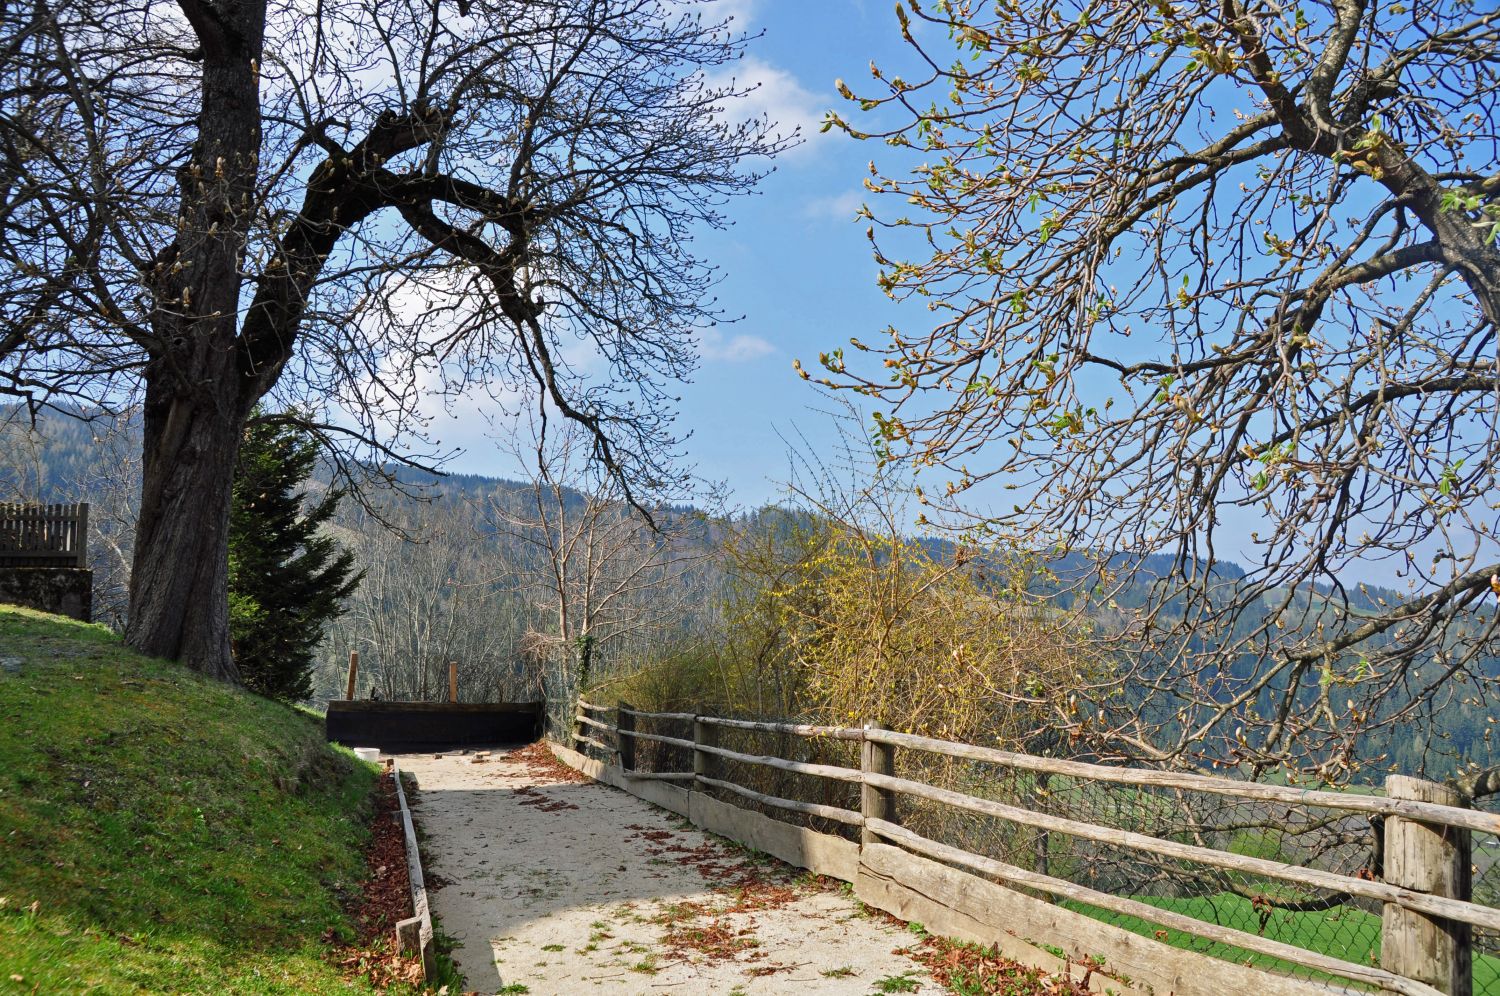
[863,728,1500,836]
[391,761,434,980]
[617,707,697,721]
[395,915,423,957]
[74,503,87,565]
[698,741,863,783]
[695,773,863,826]
[326,701,542,749]
[867,822,1435,996]
[626,729,863,783]
[864,770,1500,934]
[620,768,690,816]
[855,847,1137,995]
[575,714,615,734]
[574,734,615,755]
[0,502,87,565]
[329,700,541,714]
[619,728,703,749]
[548,740,853,869]
[547,742,690,817]
[1382,776,1472,996]
[698,716,863,740]
[330,696,546,711]
[548,742,609,782]
[689,789,859,882]
[576,698,613,714]
[856,840,1372,996]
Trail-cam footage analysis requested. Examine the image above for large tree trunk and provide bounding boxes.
[125,0,267,681]
[125,385,247,682]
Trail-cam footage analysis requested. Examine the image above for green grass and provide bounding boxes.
[0,606,407,994]
[1065,891,1500,990]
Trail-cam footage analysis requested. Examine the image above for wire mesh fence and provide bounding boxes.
[1472,800,1500,995]
[569,703,1500,994]
[900,753,1382,988]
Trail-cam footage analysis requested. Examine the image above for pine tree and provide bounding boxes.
[229,416,361,701]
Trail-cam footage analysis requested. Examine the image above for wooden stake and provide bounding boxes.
[1381,775,1472,995]
[448,661,458,703]
[862,722,897,848]
[693,705,716,782]
[345,651,359,701]
[617,701,637,772]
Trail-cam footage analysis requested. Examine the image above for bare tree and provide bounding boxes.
[821,0,1500,786]
[488,418,707,716]
[0,0,789,679]
[317,492,536,703]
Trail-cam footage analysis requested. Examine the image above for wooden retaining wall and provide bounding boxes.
[326,700,542,751]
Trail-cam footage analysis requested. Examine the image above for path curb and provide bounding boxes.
[391,759,434,979]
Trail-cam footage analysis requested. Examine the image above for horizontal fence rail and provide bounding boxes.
[866,727,1500,837]
[564,702,1495,996]
[861,769,1500,934]
[866,818,1438,996]
[699,715,864,740]
[0,502,88,567]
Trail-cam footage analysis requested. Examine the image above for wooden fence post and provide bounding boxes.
[1032,771,1052,879]
[617,701,636,772]
[861,723,896,848]
[1381,775,1472,995]
[572,699,587,752]
[448,661,458,703]
[75,502,89,566]
[693,705,716,782]
[345,651,359,701]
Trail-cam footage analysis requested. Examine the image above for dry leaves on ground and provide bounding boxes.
[502,742,592,784]
[897,935,1094,995]
[329,770,426,990]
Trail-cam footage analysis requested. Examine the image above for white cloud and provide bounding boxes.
[713,0,759,28]
[697,328,776,363]
[706,55,826,157]
[804,189,867,223]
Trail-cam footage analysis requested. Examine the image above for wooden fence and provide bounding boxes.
[561,700,1500,996]
[0,502,88,567]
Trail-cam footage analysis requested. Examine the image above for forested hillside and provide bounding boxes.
[5,405,1497,783]
[0,407,730,711]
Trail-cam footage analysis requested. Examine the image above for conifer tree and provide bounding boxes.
[229,417,361,702]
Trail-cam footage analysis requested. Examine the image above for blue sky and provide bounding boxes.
[434,0,913,508]
[363,2,1487,592]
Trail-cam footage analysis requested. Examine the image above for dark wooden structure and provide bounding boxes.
[0,503,92,621]
[0,503,88,567]
[325,700,543,751]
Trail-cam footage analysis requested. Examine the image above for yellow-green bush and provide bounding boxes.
[604,505,1097,750]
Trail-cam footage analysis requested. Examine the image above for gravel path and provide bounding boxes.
[397,744,944,996]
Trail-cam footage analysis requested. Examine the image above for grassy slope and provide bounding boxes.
[0,606,393,994]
